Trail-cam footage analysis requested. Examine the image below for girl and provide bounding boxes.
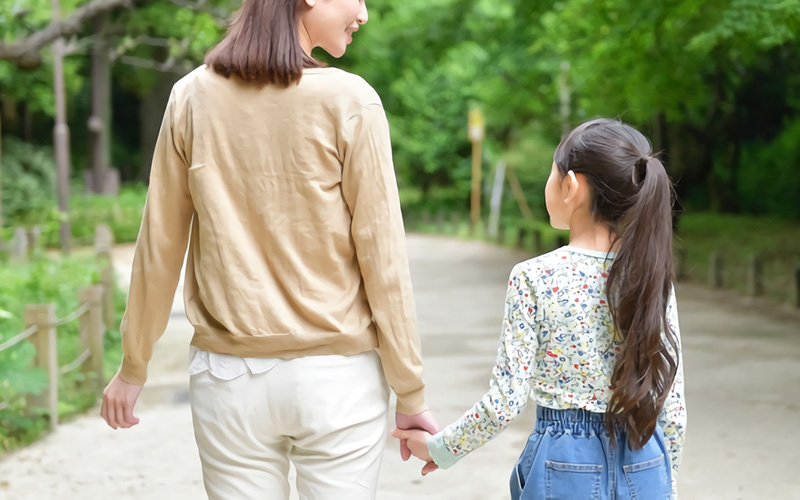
[101,1,437,499]
[394,118,687,499]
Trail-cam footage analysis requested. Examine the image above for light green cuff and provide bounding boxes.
[426,431,463,470]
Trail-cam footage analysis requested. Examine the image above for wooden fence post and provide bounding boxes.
[25,303,59,428]
[709,252,723,288]
[402,210,416,231]
[421,211,432,227]
[449,212,461,234]
[435,211,446,233]
[532,229,542,253]
[79,286,106,394]
[26,226,41,257]
[496,221,505,245]
[747,254,764,297]
[675,247,688,281]
[794,266,800,309]
[515,226,525,250]
[95,224,115,332]
[11,227,28,264]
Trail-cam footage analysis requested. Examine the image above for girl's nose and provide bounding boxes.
[357,3,369,25]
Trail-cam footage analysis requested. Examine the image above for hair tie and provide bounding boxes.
[633,156,650,186]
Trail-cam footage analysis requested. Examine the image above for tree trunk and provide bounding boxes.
[87,12,115,194]
[22,102,33,142]
[52,0,71,254]
[139,72,181,181]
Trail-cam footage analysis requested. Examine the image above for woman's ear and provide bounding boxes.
[304,0,316,7]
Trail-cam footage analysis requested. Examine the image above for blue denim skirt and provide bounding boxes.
[510,407,672,500]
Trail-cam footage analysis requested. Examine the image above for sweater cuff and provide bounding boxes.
[427,431,462,470]
[119,357,147,386]
[395,385,427,415]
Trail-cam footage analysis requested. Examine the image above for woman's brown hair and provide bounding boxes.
[205,0,321,86]
[553,118,679,450]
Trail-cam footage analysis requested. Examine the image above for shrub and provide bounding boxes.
[0,255,124,452]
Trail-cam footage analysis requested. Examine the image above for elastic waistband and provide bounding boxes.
[536,406,605,423]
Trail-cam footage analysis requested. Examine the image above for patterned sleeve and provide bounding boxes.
[658,286,687,498]
[427,264,538,469]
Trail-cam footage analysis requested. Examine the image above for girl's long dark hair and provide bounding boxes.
[554,118,679,449]
[205,0,321,86]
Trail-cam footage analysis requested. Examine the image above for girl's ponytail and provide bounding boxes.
[605,155,678,449]
[553,119,679,450]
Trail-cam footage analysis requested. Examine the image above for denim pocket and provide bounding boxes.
[545,460,602,500]
[623,454,670,500]
[509,462,525,500]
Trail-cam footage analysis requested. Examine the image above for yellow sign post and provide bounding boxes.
[468,108,485,232]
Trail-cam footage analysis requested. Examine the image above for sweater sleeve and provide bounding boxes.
[428,265,537,468]
[341,103,426,415]
[118,89,194,385]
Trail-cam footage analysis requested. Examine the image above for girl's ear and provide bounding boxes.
[304,0,316,7]
[563,170,580,202]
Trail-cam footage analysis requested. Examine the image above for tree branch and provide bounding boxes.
[115,38,193,74]
[167,0,230,26]
[0,0,141,67]
[116,54,191,75]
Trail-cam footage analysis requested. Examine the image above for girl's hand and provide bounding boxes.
[391,428,438,475]
[101,373,143,429]
[395,410,440,460]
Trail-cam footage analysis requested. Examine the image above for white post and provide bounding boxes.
[487,161,507,240]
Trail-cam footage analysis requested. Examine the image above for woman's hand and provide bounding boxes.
[391,428,438,475]
[101,373,143,429]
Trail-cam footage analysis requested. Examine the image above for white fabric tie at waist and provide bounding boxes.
[188,346,282,380]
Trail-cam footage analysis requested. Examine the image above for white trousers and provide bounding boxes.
[189,350,390,500]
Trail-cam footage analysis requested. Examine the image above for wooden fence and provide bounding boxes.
[0,225,115,427]
[407,211,800,308]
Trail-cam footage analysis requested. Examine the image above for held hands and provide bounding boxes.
[100,373,143,429]
[394,410,440,476]
[391,428,438,475]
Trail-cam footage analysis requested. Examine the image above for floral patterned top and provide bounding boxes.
[427,246,686,490]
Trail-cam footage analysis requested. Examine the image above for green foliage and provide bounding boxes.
[0,255,124,451]
[0,0,85,115]
[35,184,147,248]
[737,118,800,218]
[0,166,146,248]
[688,0,800,54]
[4,0,800,218]
[112,1,233,95]
[328,0,800,219]
[0,137,57,226]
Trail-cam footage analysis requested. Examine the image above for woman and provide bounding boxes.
[101,1,437,498]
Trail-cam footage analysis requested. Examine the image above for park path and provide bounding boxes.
[1,234,799,499]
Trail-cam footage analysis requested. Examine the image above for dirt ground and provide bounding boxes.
[1,234,799,500]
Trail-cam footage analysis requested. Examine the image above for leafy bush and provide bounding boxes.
[0,137,57,227]
[36,185,147,248]
[1,137,147,246]
[738,119,800,219]
[0,256,124,452]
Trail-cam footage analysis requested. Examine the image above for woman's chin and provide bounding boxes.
[322,44,348,59]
